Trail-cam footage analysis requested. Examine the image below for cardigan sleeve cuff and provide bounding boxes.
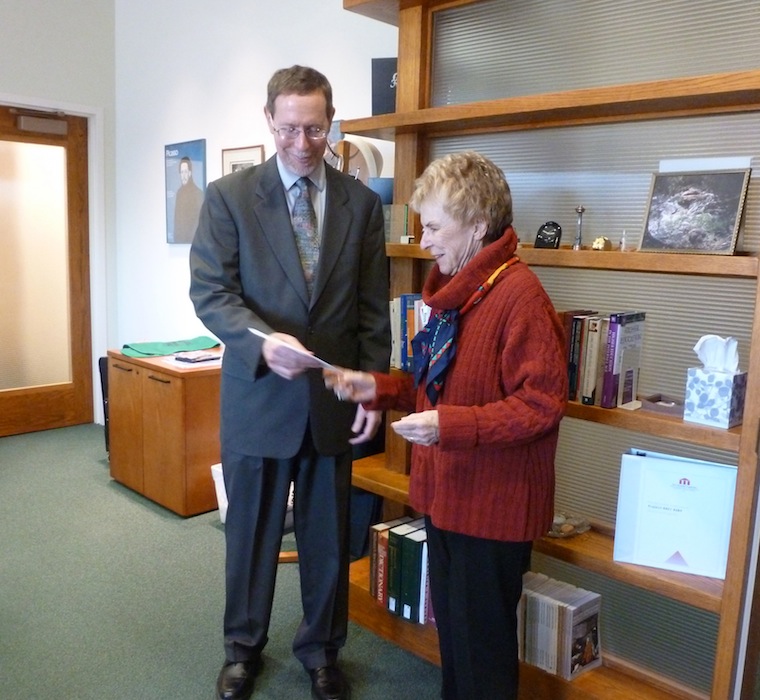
[437,404,478,450]
[362,371,416,413]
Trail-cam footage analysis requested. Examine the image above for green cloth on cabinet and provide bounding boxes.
[121,335,219,357]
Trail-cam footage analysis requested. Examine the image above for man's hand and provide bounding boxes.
[349,405,383,445]
[262,332,320,379]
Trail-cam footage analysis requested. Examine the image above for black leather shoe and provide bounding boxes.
[215,658,261,700]
[308,665,350,700]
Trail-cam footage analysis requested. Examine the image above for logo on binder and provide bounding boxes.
[678,478,691,486]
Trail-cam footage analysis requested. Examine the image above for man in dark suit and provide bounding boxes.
[189,65,390,700]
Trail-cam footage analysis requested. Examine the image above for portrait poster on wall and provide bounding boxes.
[165,139,206,244]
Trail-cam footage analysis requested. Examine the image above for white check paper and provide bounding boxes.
[247,327,337,371]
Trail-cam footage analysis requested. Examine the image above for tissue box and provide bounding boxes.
[684,368,747,429]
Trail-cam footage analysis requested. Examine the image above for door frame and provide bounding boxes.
[0,92,109,425]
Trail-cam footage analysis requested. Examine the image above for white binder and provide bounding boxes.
[613,448,737,579]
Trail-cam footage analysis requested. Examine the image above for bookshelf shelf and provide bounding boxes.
[352,455,722,614]
[349,556,685,700]
[565,402,742,453]
[387,243,759,279]
[341,69,760,141]
[352,453,410,505]
[533,529,722,614]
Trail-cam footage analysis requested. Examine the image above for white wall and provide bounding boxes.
[114,0,398,345]
[0,0,116,421]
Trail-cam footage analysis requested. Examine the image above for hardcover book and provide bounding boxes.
[400,293,422,371]
[600,310,644,408]
[592,317,610,407]
[400,527,428,622]
[580,315,605,405]
[369,516,412,600]
[560,309,595,400]
[386,517,425,614]
[568,312,598,401]
[614,311,646,407]
[389,298,401,369]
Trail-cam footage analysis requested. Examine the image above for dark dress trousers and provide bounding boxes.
[189,156,390,668]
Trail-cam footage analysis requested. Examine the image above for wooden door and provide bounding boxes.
[0,106,92,436]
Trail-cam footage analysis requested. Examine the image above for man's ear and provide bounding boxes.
[263,107,273,124]
[473,219,488,241]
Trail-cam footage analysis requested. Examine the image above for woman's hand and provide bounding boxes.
[391,410,439,446]
[323,368,378,403]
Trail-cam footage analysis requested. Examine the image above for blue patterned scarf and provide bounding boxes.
[412,309,459,405]
[411,255,519,405]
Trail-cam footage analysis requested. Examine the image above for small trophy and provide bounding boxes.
[573,205,585,250]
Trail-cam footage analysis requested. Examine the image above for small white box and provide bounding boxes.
[683,367,747,429]
[211,463,228,523]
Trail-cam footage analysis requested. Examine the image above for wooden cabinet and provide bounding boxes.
[107,350,221,516]
[342,1,760,698]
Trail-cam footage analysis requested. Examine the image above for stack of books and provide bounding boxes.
[390,294,432,370]
[368,516,435,625]
[520,572,602,680]
[560,309,646,409]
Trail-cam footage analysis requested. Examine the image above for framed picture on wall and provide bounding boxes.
[222,145,265,175]
[639,169,750,255]
[165,138,206,244]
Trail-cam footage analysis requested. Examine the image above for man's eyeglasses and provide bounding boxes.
[272,125,329,142]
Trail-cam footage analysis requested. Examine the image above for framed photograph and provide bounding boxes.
[222,145,264,175]
[639,169,750,255]
[165,139,206,244]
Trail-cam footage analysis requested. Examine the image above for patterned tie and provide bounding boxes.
[292,177,320,295]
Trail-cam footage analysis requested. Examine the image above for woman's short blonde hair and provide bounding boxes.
[409,151,513,243]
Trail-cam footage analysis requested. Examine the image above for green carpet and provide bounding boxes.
[0,424,440,699]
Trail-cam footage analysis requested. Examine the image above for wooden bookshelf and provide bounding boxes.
[344,1,760,697]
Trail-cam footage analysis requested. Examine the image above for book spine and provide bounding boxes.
[390,298,401,369]
[400,531,426,621]
[600,315,621,408]
[593,317,609,406]
[386,526,411,615]
[418,541,430,624]
[580,317,602,405]
[616,312,646,406]
[369,526,380,599]
[400,293,422,371]
[567,315,584,401]
[376,530,390,605]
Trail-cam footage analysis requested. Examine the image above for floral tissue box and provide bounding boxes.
[683,367,746,429]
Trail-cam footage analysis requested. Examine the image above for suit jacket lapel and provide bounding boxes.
[253,159,310,306]
[311,167,351,306]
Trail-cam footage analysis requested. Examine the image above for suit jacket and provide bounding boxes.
[189,156,391,458]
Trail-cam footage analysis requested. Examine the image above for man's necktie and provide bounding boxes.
[292,177,320,295]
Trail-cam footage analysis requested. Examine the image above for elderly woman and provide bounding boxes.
[327,151,567,699]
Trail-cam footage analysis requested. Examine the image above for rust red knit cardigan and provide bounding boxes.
[370,228,568,541]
